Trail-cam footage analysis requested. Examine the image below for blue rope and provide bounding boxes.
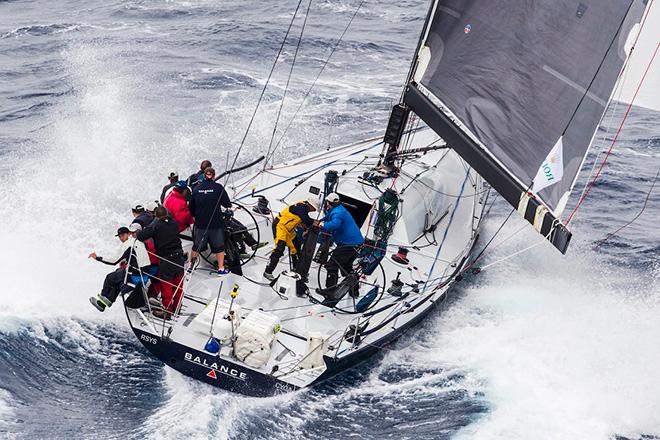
[423,169,471,291]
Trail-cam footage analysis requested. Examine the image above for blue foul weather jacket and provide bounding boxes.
[321,204,364,246]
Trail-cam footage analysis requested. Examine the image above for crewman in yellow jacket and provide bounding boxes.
[263,196,319,280]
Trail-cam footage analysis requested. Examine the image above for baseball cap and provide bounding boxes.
[132,203,145,212]
[128,223,142,233]
[168,171,178,179]
[175,180,187,190]
[115,226,130,236]
[306,195,320,210]
[325,193,340,204]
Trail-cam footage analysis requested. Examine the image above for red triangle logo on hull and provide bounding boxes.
[207,369,217,379]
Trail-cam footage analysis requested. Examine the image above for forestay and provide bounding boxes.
[403,0,648,253]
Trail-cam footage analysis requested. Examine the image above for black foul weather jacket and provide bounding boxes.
[132,211,154,228]
[189,179,232,229]
[137,217,184,279]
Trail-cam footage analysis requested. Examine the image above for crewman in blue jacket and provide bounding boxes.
[318,193,364,295]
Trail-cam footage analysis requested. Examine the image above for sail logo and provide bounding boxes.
[542,155,559,180]
[533,137,564,192]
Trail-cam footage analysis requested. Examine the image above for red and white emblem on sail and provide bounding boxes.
[533,137,564,192]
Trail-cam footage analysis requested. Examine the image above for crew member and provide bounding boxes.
[163,180,194,232]
[187,159,212,189]
[189,167,232,276]
[136,206,185,319]
[131,204,154,228]
[160,171,179,203]
[145,200,159,215]
[318,193,364,296]
[129,223,160,303]
[263,196,319,281]
[227,216,267,259]
[88,226,151,312]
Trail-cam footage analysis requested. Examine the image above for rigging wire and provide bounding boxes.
[225,0,306,183]
[462,206,516,273]
[574,58,630,204]
[264,0,367,167]
[595,166,659,245]
[568,1,654,218]
[263,0,314,170]
[566,41,659,225]
[184,1,306,276]
[478,238,546,271]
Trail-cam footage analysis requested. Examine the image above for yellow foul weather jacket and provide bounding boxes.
[273,201,314,255]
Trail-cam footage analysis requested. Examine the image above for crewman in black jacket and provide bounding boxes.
[187,159,212,189]
[189,167,232,275]
[131,204,154,228]
[137,206,185,318]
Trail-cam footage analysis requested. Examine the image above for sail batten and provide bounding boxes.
[403,0,648,253]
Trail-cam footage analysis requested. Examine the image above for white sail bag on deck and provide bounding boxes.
[234,310,280,368]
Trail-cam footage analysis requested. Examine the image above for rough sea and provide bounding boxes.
[1,1,659,439]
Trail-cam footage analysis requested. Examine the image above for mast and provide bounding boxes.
[377,0,439,171]
[398,0,649,254]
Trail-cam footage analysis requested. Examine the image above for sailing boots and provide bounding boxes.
[89,294,113,312]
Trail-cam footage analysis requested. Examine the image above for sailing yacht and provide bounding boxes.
[121,0,650,396]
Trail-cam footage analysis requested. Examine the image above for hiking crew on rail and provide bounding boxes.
[88,226,151,312]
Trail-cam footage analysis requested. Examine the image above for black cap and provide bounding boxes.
[115,227,130,236]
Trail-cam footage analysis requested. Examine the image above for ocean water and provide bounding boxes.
[1,1,659,439]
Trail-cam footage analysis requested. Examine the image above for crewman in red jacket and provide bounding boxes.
[163,180,195,232]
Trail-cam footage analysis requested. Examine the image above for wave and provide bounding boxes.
[0,23,87,39]
[135,349,485,440]
[0,0,659,438]
[0,388,18,436]
[0,318,164,439]
[422,222,660,440]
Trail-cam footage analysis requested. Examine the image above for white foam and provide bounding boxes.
[402,220,660,439]
[0,42,208,321]
[140,369,300,439]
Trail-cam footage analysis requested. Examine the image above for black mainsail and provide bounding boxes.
[402,0,648,253]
